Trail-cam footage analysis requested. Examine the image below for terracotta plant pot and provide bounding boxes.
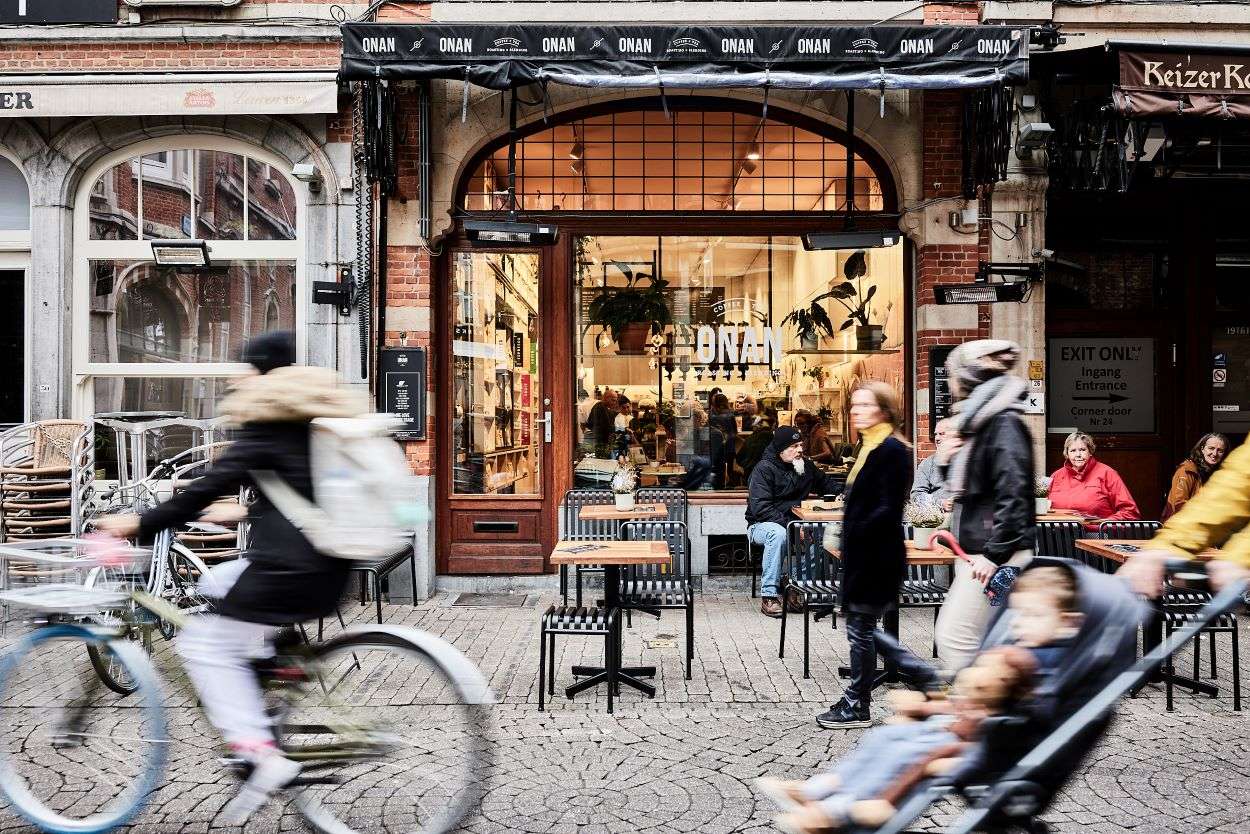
[615,322,652,354]
[856,324,885,351]
[614,492,636,510]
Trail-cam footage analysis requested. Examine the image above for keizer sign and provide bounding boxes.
[1048,338,1155,433]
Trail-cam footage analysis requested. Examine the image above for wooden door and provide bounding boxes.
[436,245,572,574]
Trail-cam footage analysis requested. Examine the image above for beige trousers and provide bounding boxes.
[933,550,1032,673]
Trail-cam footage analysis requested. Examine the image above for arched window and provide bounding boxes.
[75,140,303,418]
[462,102,890,213]
[0,155,29,234]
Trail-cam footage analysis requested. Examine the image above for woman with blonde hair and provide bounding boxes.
[1047,431,1139,522]
[815,380,912,729]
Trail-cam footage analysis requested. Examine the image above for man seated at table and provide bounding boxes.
[747,426,842,618]
[910,418,955,513]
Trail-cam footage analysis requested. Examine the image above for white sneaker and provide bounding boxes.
[220,754,301,825]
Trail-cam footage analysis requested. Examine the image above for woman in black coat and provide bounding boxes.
[97,332,367,823]
[816,381,912,729]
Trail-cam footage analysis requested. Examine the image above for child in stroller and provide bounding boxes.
[757,564,1090,834]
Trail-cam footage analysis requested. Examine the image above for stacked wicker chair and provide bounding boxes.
[0,421,87,542]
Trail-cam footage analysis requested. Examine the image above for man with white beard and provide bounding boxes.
[746,425,841,617]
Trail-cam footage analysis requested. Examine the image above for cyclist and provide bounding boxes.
[1118,436,1250,597]
[97,331,367,824]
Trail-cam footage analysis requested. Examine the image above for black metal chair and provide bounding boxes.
[560,489,615,605]
[1160,587,1241,712]
[779,521,840,678]
[635,487,689,524]
[745,533,766,598]
[1036,520,1084,563]
[619,520,694,678]
[538,604,620,714]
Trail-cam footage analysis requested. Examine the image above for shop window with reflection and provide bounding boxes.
[573,235,906,492]
[449,252,542,495]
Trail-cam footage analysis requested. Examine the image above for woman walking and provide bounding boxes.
[933,340,1036,673]
[816,381,911,729]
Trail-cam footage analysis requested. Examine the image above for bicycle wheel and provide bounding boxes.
[277,627,494,834]
[156,545,215,641]
[0,624,168,834]
[85,625,152,696]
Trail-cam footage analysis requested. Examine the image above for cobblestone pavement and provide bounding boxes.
[2,587,1248,834]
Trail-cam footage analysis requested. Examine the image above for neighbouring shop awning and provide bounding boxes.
[339,24,1029,90]
[0,72,339,118]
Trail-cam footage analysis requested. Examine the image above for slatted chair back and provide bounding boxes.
[786,521,838,585]
[619,520,690,584]
[1036,520,1083,561]
[634,487,688,523]
[1098,520,1161,540]
[560,488,616,540]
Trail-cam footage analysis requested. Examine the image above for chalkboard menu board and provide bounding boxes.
[929,346,956,439]
[379,348,427,441]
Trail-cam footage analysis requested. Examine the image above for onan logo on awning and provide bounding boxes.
[720,38,754,55]
[618,37,652,53]
[542,37,576,53]
[978,39,1014,55]
[439,37,473,53]
[900,38,934,55]
[360,37,396,53]
[797,38,832,55]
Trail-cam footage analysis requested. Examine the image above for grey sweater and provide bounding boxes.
[910,455,951,510]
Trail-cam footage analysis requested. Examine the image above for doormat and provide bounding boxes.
[451,593,528,608]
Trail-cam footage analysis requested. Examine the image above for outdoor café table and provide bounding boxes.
[833,542,957,688]
[1037,510,1085,523]
[549,539,671,700]
[1076,539,1220,699]
[792,505,844,522]
[577,504,669,523]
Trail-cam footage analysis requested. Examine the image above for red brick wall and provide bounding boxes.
[923,2,981,23]
[0,41,338,71]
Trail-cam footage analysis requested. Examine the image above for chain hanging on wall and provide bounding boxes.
[962,84,1014,197]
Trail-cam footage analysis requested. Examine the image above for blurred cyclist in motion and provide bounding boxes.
[1118,433,1250,595]
[97,331,367,824]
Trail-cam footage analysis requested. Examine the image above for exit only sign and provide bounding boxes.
[0,1,117,24]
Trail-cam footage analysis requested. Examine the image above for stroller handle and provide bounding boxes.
[921,530,972,562]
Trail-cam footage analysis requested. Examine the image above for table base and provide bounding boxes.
[569,664,656,698]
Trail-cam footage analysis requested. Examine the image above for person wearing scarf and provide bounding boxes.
[933,340,1037,673]
[815,381,912,729]
[1162,433,1229,521]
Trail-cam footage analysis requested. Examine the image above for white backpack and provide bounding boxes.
[252,415,422,561]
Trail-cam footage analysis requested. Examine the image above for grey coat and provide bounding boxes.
[910,455,951,510]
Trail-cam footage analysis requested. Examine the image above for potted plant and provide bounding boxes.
[587,264,672,355]
[610,457,637,510]
[904,501,948,545]
[781,302,836,350]
[1035,475,1052,515]
[821,251,884,351]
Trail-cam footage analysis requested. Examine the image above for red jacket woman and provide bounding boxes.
[1048,431,1140,521]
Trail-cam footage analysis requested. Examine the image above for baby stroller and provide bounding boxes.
[858,556,1247,834]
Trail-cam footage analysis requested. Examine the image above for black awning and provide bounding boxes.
[340,24,1029,90]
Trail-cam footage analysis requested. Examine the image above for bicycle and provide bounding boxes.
[0,541,494,834]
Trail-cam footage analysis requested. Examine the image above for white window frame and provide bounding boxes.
[0,148,31,424]
[72,136,305,417]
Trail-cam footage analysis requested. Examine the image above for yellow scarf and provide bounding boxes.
[846,422,893,486]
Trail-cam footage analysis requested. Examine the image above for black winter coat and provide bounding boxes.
[953,410,1036,564]
[745,448,838,528]
[839,436,912,611]
[138,421,350,626]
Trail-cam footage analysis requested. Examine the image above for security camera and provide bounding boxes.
[291,164,323,193]
[1034,248,1056,260]
[1015,122,1054,159]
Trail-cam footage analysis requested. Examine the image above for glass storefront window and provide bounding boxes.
[573,235,905,492]
[87,260,296,364]
[450,252,542,495]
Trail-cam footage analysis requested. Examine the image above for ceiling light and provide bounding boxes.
[742,157,758,175]
[570,158,585,175]
[801,229,900,250]
[151,239,210,268]
[746,144,761,161]
[569,142,584,160]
